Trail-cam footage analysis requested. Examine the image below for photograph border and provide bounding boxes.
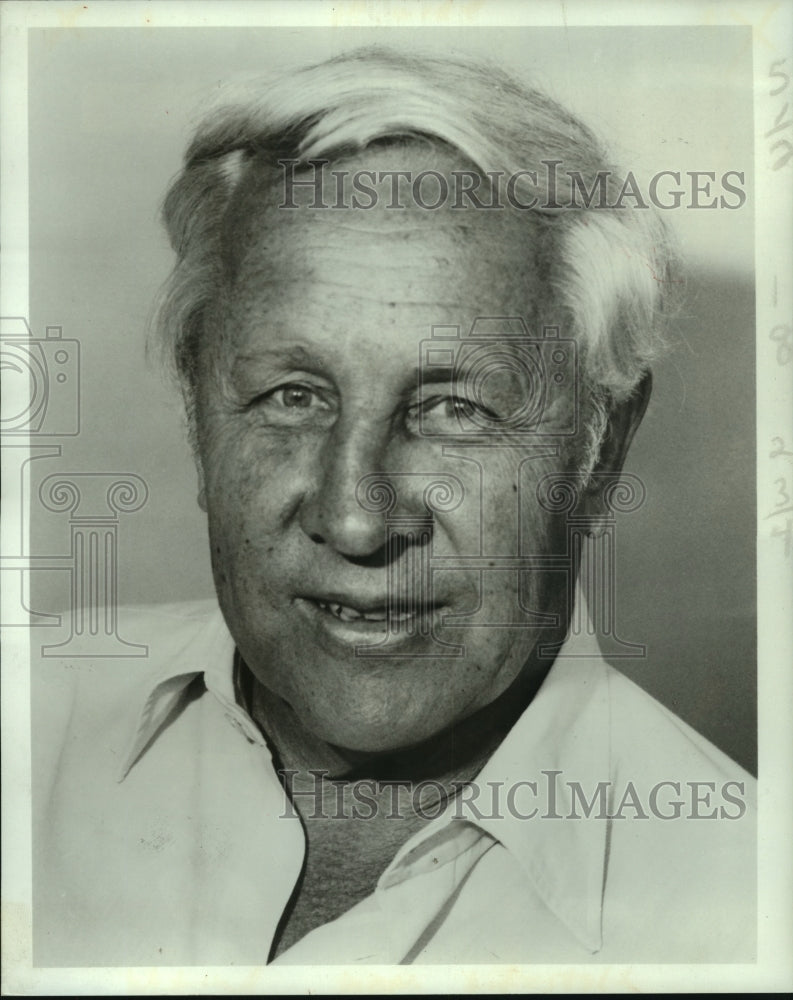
[2,0,791,994]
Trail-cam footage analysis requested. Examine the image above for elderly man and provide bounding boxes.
[33,49,755,966]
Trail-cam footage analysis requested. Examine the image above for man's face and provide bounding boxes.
[194,153,580,753]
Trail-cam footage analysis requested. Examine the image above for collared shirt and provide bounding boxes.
[32,597,756,967]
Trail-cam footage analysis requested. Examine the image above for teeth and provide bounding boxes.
[315,600,425,623]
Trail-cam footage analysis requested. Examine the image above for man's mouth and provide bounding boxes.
[296,592,445,646]
[314,599,419,624]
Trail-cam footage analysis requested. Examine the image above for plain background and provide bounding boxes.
[26,26,756,772]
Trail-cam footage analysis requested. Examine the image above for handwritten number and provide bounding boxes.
[770,325,793,365]
[770,437,793,459]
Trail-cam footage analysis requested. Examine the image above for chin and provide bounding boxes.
[309,707,445,757]
[321,723,423,756]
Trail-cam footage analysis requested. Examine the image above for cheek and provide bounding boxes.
[199,409,313,526]
[438,448,566,553]
[206,501,254,611]
[199,436,291,597]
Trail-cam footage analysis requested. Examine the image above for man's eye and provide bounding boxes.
[276,385,315,408]
[252,383,334,426]
[260,383,325,409]
[446,397,479,419]
[406,395,497,435]
[434,395,496,420]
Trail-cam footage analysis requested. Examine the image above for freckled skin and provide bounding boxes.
[194,150,587,759]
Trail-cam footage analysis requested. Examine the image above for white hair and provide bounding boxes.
[151,47,679,470]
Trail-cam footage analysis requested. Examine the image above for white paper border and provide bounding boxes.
[2,0,791,993]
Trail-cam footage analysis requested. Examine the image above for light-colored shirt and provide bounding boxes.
[32,597,756,966]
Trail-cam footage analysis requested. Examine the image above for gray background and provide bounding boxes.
[27,26,756,772]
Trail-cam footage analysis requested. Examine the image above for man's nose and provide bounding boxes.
[299,418,416,560]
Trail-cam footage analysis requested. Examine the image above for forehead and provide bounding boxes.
[221,146,552,332]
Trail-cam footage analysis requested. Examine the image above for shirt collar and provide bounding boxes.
[117,600,243,781]
[377,580,611,954]
[117,580,611,953]
[460,633,610,953]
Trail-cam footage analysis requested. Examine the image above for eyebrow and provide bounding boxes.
[230,345,325,379]
[412,349,534,386]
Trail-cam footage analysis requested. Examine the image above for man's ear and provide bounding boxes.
[579,372,652,520]
[595,372,652,477]
[195,457,208,513]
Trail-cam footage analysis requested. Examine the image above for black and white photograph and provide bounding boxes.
[1,1,791,994]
